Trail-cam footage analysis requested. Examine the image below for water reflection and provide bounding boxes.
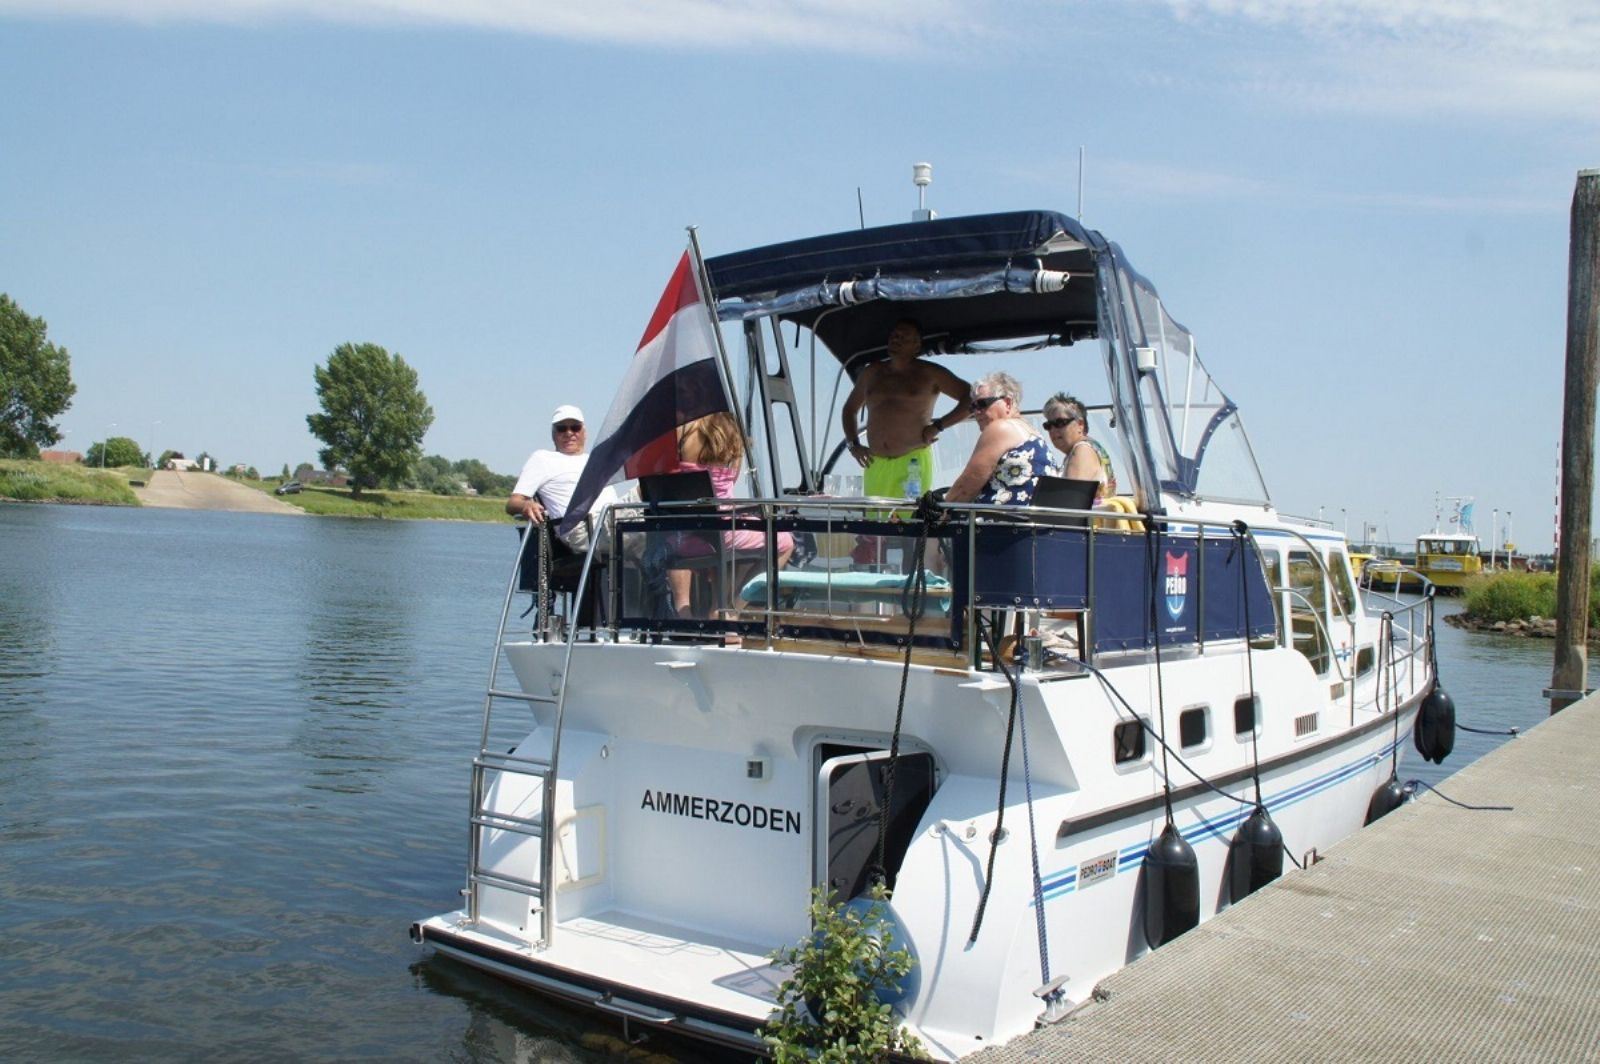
[291,520,428,794]
[0,506,63,845]
[414,956,726,1064]
[1405,597,1563,791]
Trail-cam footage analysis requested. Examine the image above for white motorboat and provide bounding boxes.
[412,208,1443,1059]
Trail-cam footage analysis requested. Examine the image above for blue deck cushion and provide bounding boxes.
[738,569,952,614]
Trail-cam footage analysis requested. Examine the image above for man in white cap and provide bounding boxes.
[507,404,616,552]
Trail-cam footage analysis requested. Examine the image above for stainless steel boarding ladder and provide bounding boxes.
[463,520,581,949]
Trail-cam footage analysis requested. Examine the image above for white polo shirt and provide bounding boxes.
[512,449,618,522]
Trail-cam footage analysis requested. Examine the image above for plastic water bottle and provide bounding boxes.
[904,457,922,499]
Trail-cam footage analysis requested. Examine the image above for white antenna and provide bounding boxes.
[1077,146,1085,220]
[912,162,935,222]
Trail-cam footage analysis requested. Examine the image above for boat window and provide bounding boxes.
[1326,550,1357,617]
[1113,720,1146,765]
[1287,551,1326,610]
[1355,646,1375,676]
[1233,694,1258,736]
[1260,551,1285,647]
[1179,706,1208,749]
[1287,550,1331,675]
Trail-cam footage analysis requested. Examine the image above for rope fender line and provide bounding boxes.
[869,498,939,892]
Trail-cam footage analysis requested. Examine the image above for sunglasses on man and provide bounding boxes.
[1042,416,1079,431]
[553,421,584,433]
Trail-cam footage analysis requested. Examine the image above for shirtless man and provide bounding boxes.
[840,319,972,499]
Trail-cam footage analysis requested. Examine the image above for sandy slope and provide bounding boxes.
[132,470,307,515]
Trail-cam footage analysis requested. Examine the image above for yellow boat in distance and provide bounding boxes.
[1361,498,1486,596]
[1412,531,1483,593]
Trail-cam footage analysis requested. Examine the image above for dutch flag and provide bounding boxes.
[560,251,730,536]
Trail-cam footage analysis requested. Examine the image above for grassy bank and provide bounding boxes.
[243,479,514,522]
[0,458,144,505]
[1463,567,1600,627]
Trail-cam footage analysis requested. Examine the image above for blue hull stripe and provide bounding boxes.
[1035,727,1409,904]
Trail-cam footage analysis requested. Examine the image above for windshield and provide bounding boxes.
[1109,248,1270,506]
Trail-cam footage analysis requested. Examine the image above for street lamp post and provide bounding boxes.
[1492,509,1499,570]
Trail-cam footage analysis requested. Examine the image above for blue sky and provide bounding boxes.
[2,0,1594,551]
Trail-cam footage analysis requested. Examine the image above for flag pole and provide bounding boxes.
[686,225,764,496]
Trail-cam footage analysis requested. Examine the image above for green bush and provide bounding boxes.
[0,458,139,504]
[761,885,927,1063]
[1463,571,1555,623]
[1463,565,1600,627]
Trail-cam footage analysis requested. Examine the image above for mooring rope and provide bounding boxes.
[967,618,1020,946]
[1231,520,1267,810]
[986,623,1055,990]
[1404,778,1513,813]
[1144,520,1176,828]
[1457,722,1520,737]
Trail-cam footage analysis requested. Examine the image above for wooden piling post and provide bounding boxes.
[1550,169,1600,713]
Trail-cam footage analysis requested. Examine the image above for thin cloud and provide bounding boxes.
[0,0,986,53]
[1090,159,1558,214]
[1157,0,1600,121]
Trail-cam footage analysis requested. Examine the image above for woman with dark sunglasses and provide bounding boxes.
[943,372,1053,506]
[1042,392,1116,500]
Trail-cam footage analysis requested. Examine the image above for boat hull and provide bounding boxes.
[416,639,1428,1060]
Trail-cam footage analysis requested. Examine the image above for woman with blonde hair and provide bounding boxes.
[666,412,793,616]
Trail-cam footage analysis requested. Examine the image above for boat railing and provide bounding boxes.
[1275,585,1354,685]
[1360,586,1431,703]
[524,496,1276,674]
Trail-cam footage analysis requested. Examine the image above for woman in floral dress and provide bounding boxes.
[943,371,1055,506]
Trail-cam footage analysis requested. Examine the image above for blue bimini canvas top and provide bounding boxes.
[703,210,1108,361]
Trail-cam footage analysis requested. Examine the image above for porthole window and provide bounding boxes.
[1113,720,1146,764]
[1179,706,1208,749]
[1234,695,1258,735]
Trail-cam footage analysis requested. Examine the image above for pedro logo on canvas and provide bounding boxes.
[1164,551,1189,621]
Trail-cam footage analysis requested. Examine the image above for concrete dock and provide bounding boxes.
[974,695,1600,1063]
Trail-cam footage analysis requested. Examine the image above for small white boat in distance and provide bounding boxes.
[413,208,1442,1059]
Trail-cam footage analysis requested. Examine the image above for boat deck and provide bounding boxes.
[430,906,786,1020]
[974,694,1600,1062]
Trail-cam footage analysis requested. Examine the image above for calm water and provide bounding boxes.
[0,504,1564,1061]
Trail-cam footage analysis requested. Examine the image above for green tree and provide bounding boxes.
[305,342,433,495]
[280,463,291,479]
[157,449,183,469]
[0,294,77,457]
[84,436,144,468]
[453,457,507,495]
[409,453,455,494]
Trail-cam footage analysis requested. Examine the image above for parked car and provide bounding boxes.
[275,481,302,495]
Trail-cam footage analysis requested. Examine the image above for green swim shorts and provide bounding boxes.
[863,446,935,503]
